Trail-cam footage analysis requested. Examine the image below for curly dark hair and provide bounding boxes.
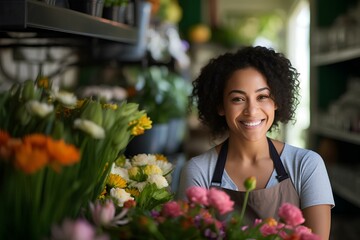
[191,45,300,139]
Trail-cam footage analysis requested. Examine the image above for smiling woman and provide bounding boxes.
[177,46,335,240]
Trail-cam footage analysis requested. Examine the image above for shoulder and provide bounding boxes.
[183,148,218,171]
[282,143,324,167]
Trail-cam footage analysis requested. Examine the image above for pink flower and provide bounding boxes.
[161,201,183,218]
[260,224,278,236]
[89,200,129,227]
[90,200,115,226]
[294,226,321,240]
[278,203,305,226]
[51,218,109,240]
[186,186,209,206]
[207,187,234,215]
[300,232,321,240]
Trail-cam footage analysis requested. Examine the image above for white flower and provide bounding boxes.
[52,90,77,108]
[131,154,156,166]
[147,174,169,189]
[111,165,130,182]
[110,188,134,207]
[26,100,54,117]
[155,160,173,176]
[74,118,105,139]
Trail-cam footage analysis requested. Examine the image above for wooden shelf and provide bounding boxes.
[312,47,360,66]
[0,0,138,43]
[312,123,360,145]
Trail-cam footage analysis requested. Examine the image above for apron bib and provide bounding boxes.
[210,138,299,223]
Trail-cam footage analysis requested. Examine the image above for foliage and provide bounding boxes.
[124,65,192,124]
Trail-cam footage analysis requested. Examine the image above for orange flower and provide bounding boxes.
[46,139,80,166]
[14,143,48,174]
[0,130,10,145]
[23,133,48,148]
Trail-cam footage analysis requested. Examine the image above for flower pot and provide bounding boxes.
[125,123,169,156]
[163,118,187,154]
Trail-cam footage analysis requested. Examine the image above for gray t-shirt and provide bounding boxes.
[177,143,335,209]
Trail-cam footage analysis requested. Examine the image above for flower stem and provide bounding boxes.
[239,190,250,222]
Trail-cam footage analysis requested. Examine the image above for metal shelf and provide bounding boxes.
[0,0,138,43]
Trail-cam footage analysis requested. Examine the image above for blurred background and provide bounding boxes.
[0,0,360,238]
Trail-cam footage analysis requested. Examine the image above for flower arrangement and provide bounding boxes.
[123,184,321,240]
[0,78,152,239]
[101,153,174,210]
[49,176,320,240]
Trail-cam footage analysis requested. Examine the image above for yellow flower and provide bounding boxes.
[128,166,140,179]
[144,165,162,176]
[107,173,127,189]
[155,154,168,162]
[126,187,140,197]
[129,114,152,136]
[37,76,50,89]
[102,103,118,110]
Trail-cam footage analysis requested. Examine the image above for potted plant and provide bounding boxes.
[123,65,192,156]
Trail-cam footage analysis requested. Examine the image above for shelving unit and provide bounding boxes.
[0,0,138,43]
[310,0,360,208]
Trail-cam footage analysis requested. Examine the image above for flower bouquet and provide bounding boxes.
[101,153,174,210]
[0,78,152,239]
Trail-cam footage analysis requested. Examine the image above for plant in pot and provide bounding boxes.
[123,65,192,156]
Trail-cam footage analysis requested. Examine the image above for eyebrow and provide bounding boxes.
[227,87,270,96]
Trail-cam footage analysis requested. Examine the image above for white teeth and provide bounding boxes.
[243,120,262,126]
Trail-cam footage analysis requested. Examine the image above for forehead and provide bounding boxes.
[225,68,269,90]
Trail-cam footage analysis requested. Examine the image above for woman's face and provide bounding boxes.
[218,67,277,141]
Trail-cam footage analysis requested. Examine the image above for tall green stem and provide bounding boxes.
[239,190,250,222]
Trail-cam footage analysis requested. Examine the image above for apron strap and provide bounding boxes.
[211,139,228,187]
[267,137,289,182]
[211,138,289,187]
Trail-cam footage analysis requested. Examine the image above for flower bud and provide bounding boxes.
[244,176,256,191]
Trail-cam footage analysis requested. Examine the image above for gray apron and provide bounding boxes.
[210,138,299,223]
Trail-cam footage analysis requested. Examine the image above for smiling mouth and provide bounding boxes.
[241,120,263,127]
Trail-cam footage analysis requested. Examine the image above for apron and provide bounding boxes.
[210,137,299,223]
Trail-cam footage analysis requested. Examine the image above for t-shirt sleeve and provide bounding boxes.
[298,150,335,209]
[175,158,209,200]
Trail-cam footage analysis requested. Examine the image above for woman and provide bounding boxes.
[177,46,334,239]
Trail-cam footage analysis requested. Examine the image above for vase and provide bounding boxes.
[125,123,169,156]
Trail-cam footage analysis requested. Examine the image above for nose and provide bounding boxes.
[243,100,258,115]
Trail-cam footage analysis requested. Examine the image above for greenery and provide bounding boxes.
[0,78,152,239]
[124,65,192,124]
